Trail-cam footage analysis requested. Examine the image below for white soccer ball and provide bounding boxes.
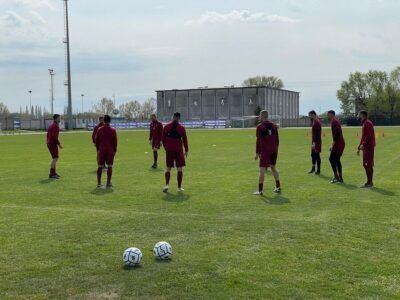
[123,247,142,267]
[153,241,172,260]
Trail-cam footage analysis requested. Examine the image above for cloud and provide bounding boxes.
[13,0,55,10]
[0,10,50,46]
[186,10,300,25]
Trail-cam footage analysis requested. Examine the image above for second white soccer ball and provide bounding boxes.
[153,241,172,260]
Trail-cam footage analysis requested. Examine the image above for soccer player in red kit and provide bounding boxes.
[162,112,188,193]
[47,114,63,179]
[327,110,345,183]
[357,110,376,188]
[149,114,163,169]
[308,110,322,175]
[92,116,105,168]
[254,110,281,195]
[95,115,118,188]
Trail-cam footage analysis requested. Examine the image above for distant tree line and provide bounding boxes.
[91,97,156,121]
[337,67,400,122]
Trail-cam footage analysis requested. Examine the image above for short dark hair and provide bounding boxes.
[309,110,317,116]
[328,110,336,116]
[53,114,60,120]
[104,115,111,123]
[359,110,368,117]
[173,112,181,119]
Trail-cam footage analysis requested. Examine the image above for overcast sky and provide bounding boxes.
[0,0,399,114]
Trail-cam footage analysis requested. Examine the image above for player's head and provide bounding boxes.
[151,114,157,121]
[358,110,368,121]
[308,110,317,120]
[259,110,269,121]
[104,114,111,124]
[53,114,61,123]
[173,112,181,121]
[327,110,336,121]
[99,116,104,123]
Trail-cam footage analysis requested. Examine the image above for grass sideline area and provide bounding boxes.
[0,127,399,299]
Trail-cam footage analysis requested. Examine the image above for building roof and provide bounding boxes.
[156,86,300,94]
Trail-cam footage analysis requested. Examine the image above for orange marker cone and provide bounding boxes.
[382,132,385,138]
[356,132,359,138]
[323,132,326,138]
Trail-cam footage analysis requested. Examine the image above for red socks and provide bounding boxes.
[107,167,113,184]
[165,171,171,185]
[177,171,183,188]
[97,167,102,184]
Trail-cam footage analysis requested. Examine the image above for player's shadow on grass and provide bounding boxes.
[263,194,290,205]
[314,173,331,181]
[39,179,56,184]
[338,182,358,190]
[150,167,164,173]
[371,187,396,196]
[162,193,190,202]
[90,188,114,195]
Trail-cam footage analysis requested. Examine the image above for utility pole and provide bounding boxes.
[49,69,55,115]
[63,0,73,130]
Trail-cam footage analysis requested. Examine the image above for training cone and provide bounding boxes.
[382,132,385,138]
[356,132,359,138]
[323,132,326,138]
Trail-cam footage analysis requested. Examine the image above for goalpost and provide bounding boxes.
[268,115,283,128]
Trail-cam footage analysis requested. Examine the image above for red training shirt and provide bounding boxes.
[95,124,118,153]
[47,121,60,146]
[360,119,375,151]
[92,122,104,144]
[331,118,345,153]
[256,120,279,155]
[162,120,189,152]
[149,120,163,142]
[312,118,322,153]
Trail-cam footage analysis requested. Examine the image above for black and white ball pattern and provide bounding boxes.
[153,241,172,260]
[123,247,142,267]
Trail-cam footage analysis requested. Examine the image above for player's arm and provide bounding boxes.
[162,127,167,149]
[331,124,339,148]
[113,131,118,153]
[182,128,189,156]
[276,127,280,148]
[149,126,153,141]
[95,131,101,150]
[54,126,62,148]
[255,126,261,160]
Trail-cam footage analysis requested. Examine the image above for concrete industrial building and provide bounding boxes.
[156,86,300,121]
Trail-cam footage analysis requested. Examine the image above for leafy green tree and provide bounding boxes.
[243,76,284,89]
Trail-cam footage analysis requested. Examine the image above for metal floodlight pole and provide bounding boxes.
[49,69,55,115]
[28,90,32,109]
[81,93,84,114]
[63,0,73,130]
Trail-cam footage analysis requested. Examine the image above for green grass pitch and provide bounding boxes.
[0,127,399,299]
